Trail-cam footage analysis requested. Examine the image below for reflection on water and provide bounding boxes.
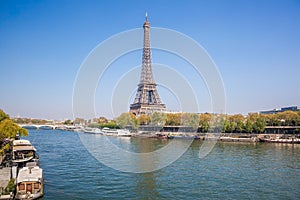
[25,130,300,199]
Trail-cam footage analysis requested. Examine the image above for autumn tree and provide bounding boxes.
[166,113,182,126]
[0,114,28,140]
[277,111,299,126]
[199,113,211,132]
[138,114,151,125]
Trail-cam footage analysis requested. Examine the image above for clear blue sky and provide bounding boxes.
[0,0,299,120]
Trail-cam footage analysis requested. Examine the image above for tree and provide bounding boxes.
[277,111,299,126]
[222,120,235,133]
[236,121,244,133]
[150,112,167,126]
[116,113,131,128]
[98,117,108,124]
[130,115,140,131]
[166,113,182,126]
[115,112,140,130]
[181,113,199,130]
[74,118,86,125]
[0,109,9,122]
[0,119,28,140]
[244,120,253,133]
[253,118,266,133]
[248,113,259,123]
[199,113,212,132]
[138,114,151,125]
[63,119,73,125]
[228,114,245,123]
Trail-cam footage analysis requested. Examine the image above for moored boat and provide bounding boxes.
[102,128,131,137]
[12,140,38,165]
[83,127,103,134]
[15,164,44,200]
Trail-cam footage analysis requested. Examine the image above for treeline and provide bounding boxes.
[111,111,300,133]
[17,110,299,134]
[88,117,119,129]
[14,118,53,124]
[0,109,28,143]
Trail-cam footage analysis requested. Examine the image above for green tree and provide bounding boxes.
[63,119,73,125]
[116,113,131,128]
[130,116,140,131]
[244,120,253,133]
[236,121,244,133]
[253,118,266,133]
[150,112,167,126]
[0,109,9,122]
[182,113,199,130]
[223,120,235,133]
[115,113,140,130]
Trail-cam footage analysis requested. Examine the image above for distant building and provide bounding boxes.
[260,109,280,114]
[260,106,299,114]
[281,106,299,112]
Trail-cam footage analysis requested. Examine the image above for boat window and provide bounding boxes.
[34,183,40,189]
[19,183,25,190]
[27,184,32,192]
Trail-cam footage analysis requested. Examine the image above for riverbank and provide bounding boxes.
[132,131,300,144]
[0,138,43,200]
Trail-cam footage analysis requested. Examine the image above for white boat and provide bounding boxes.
[83,127,103,134]
[12,140,37,164]
[102,127,131,137]
[15,164,44,200]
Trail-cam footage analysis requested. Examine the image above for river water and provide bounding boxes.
[25,129,300,199]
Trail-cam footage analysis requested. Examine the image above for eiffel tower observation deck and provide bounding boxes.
[130,13,166,116]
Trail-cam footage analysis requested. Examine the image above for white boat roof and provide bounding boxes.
[17,167,43,183]
[13,140,32,146]
[13,145,36,152]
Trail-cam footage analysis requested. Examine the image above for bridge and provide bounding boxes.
[19,124,77,130]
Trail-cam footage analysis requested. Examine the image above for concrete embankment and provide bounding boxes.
[0,167,12,199]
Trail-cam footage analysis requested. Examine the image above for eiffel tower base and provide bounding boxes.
[130,103,166,116]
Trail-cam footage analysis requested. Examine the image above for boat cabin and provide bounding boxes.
[12,140,37,164]
[16,165,44,200]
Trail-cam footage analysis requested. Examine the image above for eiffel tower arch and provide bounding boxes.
[130,13,166,116]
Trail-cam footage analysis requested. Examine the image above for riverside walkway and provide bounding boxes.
[0,167,11,194]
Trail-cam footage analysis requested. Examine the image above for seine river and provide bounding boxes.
[25,129,299,199]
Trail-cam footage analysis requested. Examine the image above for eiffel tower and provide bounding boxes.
[130,13,166,116]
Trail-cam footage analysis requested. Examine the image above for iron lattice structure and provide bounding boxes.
[130,14,166,116]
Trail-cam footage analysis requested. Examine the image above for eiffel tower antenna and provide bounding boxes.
[129,13,166,116]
